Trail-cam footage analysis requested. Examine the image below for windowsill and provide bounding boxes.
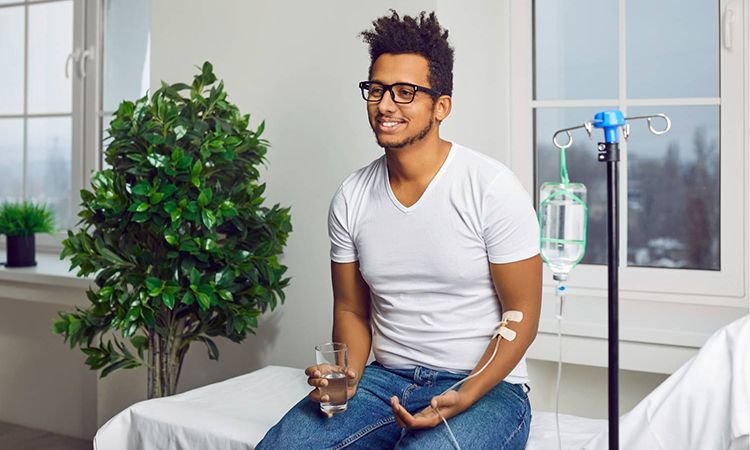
[0,252,92,288]
[526,286,749,374]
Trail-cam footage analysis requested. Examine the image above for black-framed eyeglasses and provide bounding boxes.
[359,81,442,104]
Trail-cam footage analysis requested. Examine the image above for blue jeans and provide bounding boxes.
[256,361,531,449]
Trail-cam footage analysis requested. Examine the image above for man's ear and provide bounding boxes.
[434,95,452,122]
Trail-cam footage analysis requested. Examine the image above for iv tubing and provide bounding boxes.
[555,281,566,450]
[432,335,502,450]
[432,311,522,450]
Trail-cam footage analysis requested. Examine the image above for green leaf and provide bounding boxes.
[132,182,151,196]
[163,201,178,213]
[146,277,163,296]
[181,291,195,305]
[190,267,201,286]
[196,292,211,310]
[185,201,199,213]
[149,192,165,204]
[199,336,219,360]
[218,289,233,301]
[169,208,182,222]
[131,335,148,349]
[68,318,82,335]
[198,188,213,206]
[147,152,167,168]
[101,359,132,378]
[52,319,67,335]
[174,125,187,140]
[164,232,178,245]
[176,156,192,170]
[161,184,178,198]
[191,161,202,187]
[179,240,199,253]
[162,292,176,310]
[201,210,216,229]
[135,202,149,212]
[203,238,217,251]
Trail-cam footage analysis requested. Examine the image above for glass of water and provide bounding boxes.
[314,342,348,415]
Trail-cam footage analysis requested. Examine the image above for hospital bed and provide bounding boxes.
[94,314,749,449]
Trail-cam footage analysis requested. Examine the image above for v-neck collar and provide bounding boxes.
[383,143,457,214]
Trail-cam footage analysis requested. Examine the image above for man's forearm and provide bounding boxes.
[332,310,372,382]
[457,322,536,405]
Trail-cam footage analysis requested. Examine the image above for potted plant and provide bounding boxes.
[53,62,292,398]
[0,201,55,267]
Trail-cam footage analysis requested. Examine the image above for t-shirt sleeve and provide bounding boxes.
[481,172,540,264]
[328,184,358,263]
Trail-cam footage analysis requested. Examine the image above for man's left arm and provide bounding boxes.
[390,253,542,428]
[456,253,542,405]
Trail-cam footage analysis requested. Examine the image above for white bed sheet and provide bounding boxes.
[95,315,749,450]
[583,314,750,450]
[94,365,604,449]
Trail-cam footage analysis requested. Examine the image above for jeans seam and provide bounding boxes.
[329,416,396,450]
[499,409,527,450]
[401,383,417,406]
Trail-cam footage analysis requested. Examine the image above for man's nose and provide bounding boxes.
[377,89,399,114]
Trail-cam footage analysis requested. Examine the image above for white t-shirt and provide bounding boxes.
[327,142,540,384]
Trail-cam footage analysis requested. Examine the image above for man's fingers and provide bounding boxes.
[432,390,459,409]
[307,377,329,388]
[390,397,406,428]
[304,365,322,378]
[308,388,330,403]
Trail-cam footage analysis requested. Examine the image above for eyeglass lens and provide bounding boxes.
[363,83,416,103]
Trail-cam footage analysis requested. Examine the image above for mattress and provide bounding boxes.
[94,365,606,449]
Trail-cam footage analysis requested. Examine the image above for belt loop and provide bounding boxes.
[413,366,421,383]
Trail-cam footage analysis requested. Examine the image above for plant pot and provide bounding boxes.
[5,234,36,268]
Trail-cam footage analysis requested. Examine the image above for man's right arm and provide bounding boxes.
[331,260,372,394]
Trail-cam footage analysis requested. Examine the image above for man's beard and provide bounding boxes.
[375,118,434,150]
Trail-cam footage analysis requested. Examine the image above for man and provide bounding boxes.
[257,10,541,449]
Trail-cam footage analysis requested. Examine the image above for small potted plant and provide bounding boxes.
[0,201,55,267]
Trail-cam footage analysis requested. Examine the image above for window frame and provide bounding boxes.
[509,0,747,306]
[0,0,103,253]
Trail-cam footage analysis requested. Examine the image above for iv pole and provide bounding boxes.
[551,111,670,450]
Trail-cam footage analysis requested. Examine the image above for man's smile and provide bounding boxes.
[376,117,406,133]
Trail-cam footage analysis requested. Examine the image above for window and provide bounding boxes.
[510,0,746,301]
[0,0,148,250]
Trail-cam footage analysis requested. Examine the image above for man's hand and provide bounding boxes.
[390,389,469,429]
[305,364,360,417]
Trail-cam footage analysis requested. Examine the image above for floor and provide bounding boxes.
[0,421,90,450]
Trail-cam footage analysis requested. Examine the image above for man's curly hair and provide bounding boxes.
[360,10,454,97]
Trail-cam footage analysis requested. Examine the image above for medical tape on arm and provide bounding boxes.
[492,310,524,342]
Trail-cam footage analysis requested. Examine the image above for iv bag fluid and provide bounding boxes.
[539,182,588,279]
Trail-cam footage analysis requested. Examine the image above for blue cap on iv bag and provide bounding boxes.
[592,110,625,143]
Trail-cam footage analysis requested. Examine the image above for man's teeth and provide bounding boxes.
[382,121,401,127]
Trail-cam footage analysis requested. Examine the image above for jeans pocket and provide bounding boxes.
[506,382,529,404]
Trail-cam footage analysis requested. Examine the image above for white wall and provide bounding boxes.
[144,0,669,422]
[0,295,98,438]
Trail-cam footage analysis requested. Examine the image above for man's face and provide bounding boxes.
[366,53,437,149]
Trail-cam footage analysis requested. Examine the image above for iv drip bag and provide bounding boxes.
[539,182,588,281]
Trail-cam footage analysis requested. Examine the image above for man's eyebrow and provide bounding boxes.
[369,79,419,85]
